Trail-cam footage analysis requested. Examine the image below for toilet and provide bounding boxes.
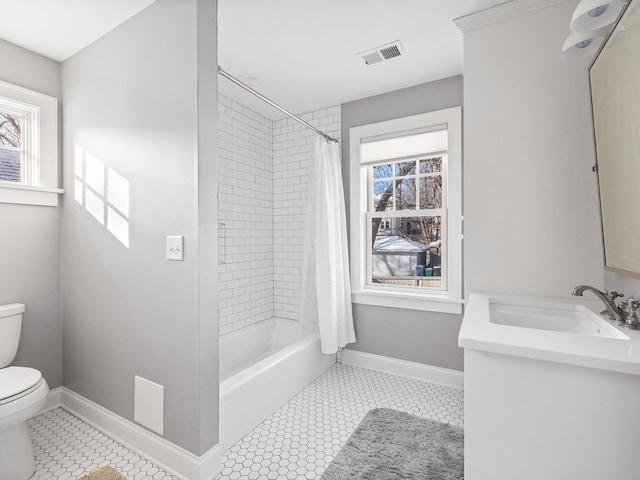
[0,303,49,480]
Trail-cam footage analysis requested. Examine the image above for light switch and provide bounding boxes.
[166,235,183,261]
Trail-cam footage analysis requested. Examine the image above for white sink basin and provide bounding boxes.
[489,300,628,340]
[460,292,640,376]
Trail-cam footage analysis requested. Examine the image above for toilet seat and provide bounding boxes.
[0,367,43,406]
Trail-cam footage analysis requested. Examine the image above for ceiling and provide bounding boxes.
[218,0,509,119]
[0,0,157,62]
[0,0,510,119]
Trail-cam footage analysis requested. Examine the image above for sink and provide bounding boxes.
[460,292,640,378]
[489,300,629,339]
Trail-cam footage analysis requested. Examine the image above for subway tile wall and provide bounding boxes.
[218,95,341,333]
[272,107,341,320]
[218,95,274,335]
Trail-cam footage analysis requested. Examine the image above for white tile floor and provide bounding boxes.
[217,363,464,480]
[28,408,177,480]
[26,363,463,480]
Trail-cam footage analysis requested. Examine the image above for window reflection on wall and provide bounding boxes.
[74,144,130,248]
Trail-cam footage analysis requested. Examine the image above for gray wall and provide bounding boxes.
[62,0,218,455]
[341,77,464,372]
[0,39,63,388]
[0,38,60,97]
[605,271,640,299]
[196,0,220,454]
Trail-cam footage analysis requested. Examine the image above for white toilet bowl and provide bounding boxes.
[0,366,49,480]
[0,304,49,480]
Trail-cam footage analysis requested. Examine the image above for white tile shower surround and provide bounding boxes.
[218,94,275,336]
[218,94,341,335]
[272,107,341,322]
[25,364,462,480]
[218,363,463,480]
[27,407,176,480]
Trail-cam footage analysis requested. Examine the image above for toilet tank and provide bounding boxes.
[0,303,25,368]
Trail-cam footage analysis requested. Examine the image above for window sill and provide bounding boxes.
[352,289,464,314]
[0,182,64,207]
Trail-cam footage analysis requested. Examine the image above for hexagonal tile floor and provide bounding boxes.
[28,408,176,480]
[217,363,464,480]
[26,363,463,480]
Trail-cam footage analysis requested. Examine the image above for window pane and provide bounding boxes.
[371,216,442,288]
[0,112,21,148]
[373,180,393,210]
[395,178,416,210]
[0,147,20,182]
[419,157,442,173]
[395,160,416,176]
[419,175,442,209]
[373,164,393,179]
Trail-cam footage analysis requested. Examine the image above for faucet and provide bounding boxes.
[571,285,626,323]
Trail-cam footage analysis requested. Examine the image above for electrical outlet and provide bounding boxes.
[166,235,183,261]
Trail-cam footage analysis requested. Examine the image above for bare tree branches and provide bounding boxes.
[0,113,21,148]
[371,158,443,248]
[371,162,415,247]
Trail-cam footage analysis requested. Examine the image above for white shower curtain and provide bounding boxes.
[300,136,355,354]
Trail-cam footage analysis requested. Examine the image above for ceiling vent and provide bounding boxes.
[358,40,405,66]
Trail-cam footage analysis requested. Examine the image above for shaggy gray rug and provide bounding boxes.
[321,408,463,480]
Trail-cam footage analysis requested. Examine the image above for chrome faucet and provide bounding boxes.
[571,285,626,323]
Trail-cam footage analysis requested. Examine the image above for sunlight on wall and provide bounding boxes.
[85,188,105,224]
[74,144,130,248]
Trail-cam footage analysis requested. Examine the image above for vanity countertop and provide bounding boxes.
[460,291,640,375]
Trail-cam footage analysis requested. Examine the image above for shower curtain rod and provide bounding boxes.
[218,66,339,143]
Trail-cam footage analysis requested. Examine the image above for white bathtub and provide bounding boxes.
[219,318,335,451]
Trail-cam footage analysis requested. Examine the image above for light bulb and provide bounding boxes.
[588,4,609,16]
[576,39,594,48]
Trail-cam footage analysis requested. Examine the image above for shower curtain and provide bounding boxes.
[301,136,355,354]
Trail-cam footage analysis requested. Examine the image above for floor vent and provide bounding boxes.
[358,41,405,66]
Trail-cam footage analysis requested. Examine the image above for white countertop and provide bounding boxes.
[459,292,640,375]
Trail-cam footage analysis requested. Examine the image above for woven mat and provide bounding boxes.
[78,466,126,480]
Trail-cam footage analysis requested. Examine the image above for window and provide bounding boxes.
[349,107,462,313]
[1,102,35,184]
[0,80,61,206]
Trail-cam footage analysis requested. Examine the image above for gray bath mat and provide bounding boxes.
[321,408,463,480]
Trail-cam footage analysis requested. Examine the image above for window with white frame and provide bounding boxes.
[0,80,60,206]
[349,107,462,314]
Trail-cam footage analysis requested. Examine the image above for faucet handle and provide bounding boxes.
[599,291,625,319]
[621,298,640,312]
[619,298,640,329]
[606,290,624,302]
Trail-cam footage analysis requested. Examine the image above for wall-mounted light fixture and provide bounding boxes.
[562,0,629,57]
[571,0,628,30]
[561,27,609,58]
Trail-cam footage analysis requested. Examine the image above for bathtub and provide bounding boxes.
[219,318,335,451]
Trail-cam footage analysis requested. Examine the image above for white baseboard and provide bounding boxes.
[37,388,221,480]
[341,349,464,389]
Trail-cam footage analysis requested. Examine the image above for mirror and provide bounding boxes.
[589,0,640,278]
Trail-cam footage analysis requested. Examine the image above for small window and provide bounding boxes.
[0,80,61,206]
[349,108,462,314]
[0,102,36,184]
